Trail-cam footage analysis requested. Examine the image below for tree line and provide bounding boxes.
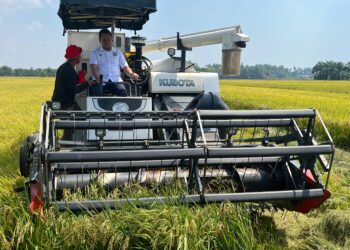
[194,61,350,80]
[1,61,349,80]
[0,66,56,77]
[193,63,313,79]
[0,64,314,79]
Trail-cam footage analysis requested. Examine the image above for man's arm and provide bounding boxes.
[90,64,101,83]
[66,69,88,95]
[89,49,101,83]
[119,52,139,80]
[122,66,139,80]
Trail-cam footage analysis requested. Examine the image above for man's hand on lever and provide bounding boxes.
[130,72,139,81]
[123,66,139,81]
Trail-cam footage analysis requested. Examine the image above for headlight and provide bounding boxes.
[51,102,61,110]
[112,102,130,112]
[95,129,106,138]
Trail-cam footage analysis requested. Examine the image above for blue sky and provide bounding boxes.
[0,0,349,69]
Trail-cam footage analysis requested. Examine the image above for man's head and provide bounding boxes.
[99,28,112,50]
[65,45,82,64]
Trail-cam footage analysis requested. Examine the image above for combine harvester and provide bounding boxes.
[20,0,334,214]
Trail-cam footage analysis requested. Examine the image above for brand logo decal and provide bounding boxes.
[159,79,195,87]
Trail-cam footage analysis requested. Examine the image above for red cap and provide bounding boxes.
[65,45,82,59]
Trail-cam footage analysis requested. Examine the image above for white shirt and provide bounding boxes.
[89,47,128,82]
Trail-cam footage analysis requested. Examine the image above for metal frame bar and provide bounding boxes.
[199,109,316,119]
[54,119,293,129]
[55,189,325,212]
[51,109,316,120]
[47,148,206,163]
[51,111,195,120]
[208,145,334,158]
[54,157,281,171]
[48,145,333,163]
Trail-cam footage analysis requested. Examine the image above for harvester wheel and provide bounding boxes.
[19,144,30,177]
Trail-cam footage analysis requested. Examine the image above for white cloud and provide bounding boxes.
[26,20,43,31]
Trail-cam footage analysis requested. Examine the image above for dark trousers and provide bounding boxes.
[89,81,127,97]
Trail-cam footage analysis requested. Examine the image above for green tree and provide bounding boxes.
[312,61,350,80]
[0,66,13,76]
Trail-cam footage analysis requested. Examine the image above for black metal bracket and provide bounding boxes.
[176,32,192,73]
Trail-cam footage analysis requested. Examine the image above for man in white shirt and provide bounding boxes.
[89,28,139,96]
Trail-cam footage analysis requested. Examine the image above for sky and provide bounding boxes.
[0,0,349,69]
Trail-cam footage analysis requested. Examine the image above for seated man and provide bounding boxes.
[89,28,139,96]
[52,45,92,140]
[52,45,92,109]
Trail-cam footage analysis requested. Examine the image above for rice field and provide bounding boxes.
[0,77,349,249]
[221,80,350,148]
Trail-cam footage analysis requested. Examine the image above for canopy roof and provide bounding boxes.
[58,0,157,32]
